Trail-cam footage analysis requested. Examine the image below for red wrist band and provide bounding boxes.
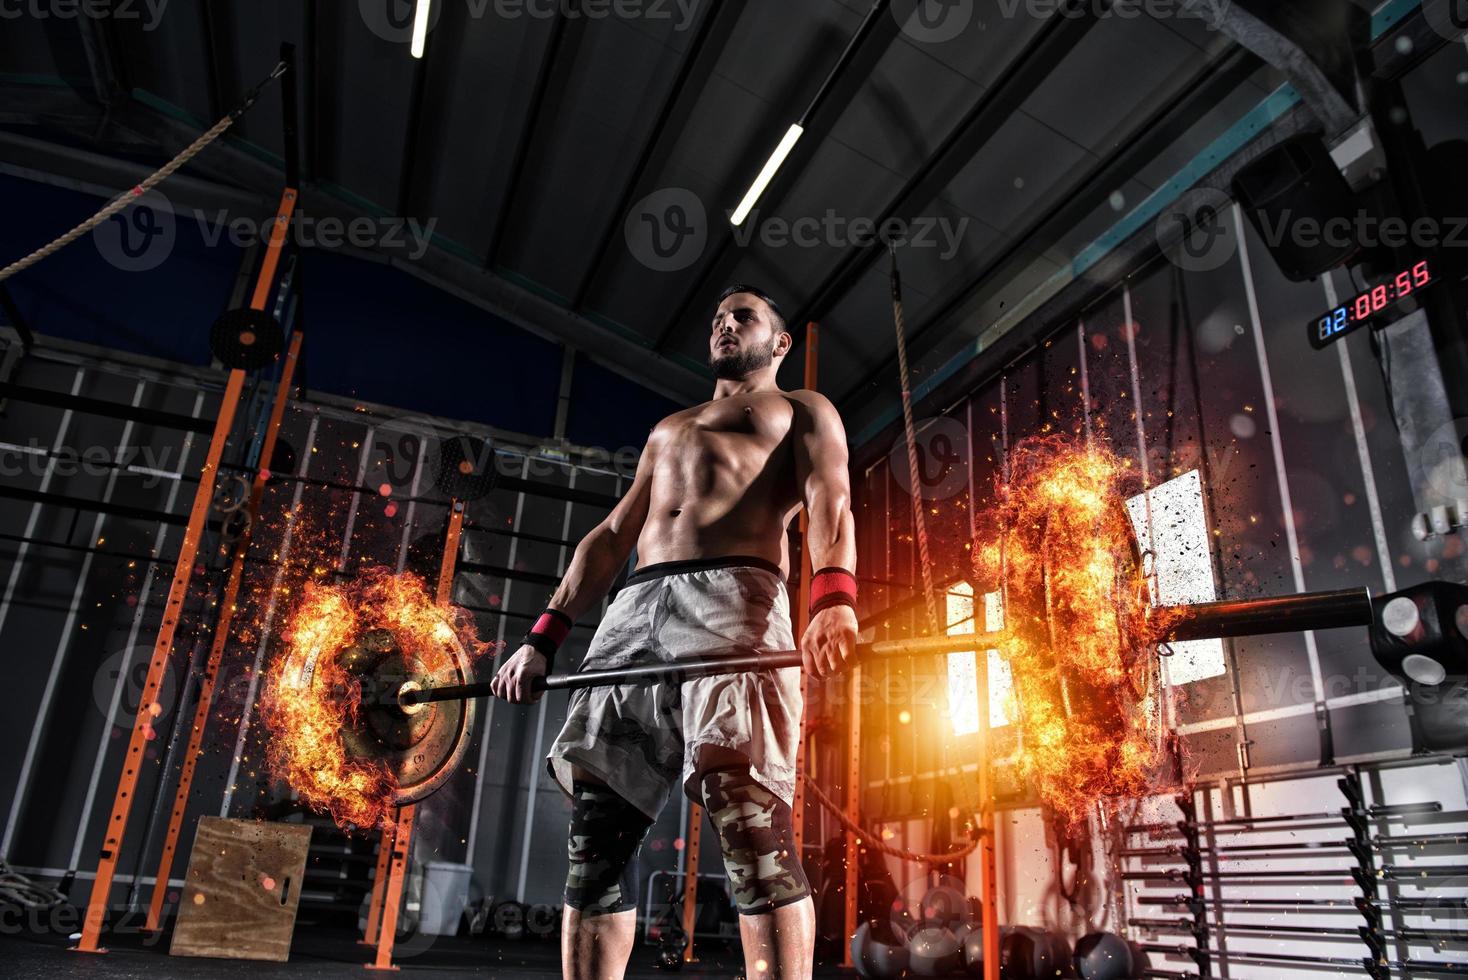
[524,608,573,664]
[810,567,857,615]
[530,610,572,645]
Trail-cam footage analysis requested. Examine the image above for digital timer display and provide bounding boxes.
[1308,259,1433,350]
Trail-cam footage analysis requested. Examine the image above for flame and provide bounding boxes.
[261,568,484,831]
[977,435,1167,821]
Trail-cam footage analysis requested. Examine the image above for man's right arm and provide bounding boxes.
[489,433,659,703]
[543,439,657,619]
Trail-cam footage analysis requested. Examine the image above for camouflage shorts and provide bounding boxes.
[546,556,802,821]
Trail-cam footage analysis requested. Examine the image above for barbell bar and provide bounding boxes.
[1137,943,1468,975]
[1130,917,1467,944]
[1121,827,1468,856]
[1125,800,1443,833]
[1124,863,1464,882]
[1133,896,1468,914]
[399,586,1374,707]
[1137,895,1370,910]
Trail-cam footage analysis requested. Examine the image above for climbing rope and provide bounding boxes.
[888,242,985,862]
[889,242,941,638]
[0,858,67,911]
[0,61,289,285]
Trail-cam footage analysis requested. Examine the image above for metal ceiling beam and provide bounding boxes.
[0,85,100,128]
[649,0,902,352]
[831,43,1258,413]
[846,91,1327,468]
[17,89,279,191]
[0,119,709,406]
[483,11,589,270]
[782,5,1105,377]
[1179,0,1362,135]
[570,0,740,312]
[0,126,266,215]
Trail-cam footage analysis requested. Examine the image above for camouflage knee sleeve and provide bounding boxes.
[698,768,810,915]
[565,781,651,915]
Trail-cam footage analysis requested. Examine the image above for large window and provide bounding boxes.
[943,468,1220,734]
[945,582,1013,736]
[1125,470,1226,684]
[939,469,1215,733]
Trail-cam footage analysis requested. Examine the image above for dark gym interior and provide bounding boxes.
[0,2,1466,978]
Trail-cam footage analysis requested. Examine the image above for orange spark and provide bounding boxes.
[261,568,486,831]
[977,435,1167,821]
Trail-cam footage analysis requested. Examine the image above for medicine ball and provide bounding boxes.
[909,926,962,976]
[1074,932,1135,980]
[852,920,909,980]
[963,926,987,976]
[920,883,967,931]
[999,926,1052,980]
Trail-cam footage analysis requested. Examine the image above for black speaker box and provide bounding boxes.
[1232,133,1359,281]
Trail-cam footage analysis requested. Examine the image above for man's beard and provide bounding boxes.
[710,336,775,379]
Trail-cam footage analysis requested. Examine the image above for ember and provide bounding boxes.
[976,435,1167,821]
[261,569,485,831]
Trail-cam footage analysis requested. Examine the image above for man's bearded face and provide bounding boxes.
[710,332,777,379]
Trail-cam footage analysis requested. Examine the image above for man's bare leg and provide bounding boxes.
[561,767,640,980]
[562,906,637,980]
[738,896,815,980]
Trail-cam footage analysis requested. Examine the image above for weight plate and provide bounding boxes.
[297,613,475,808]
[210,307,285,370]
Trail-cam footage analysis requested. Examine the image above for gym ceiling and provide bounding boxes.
[0,1,1361,440]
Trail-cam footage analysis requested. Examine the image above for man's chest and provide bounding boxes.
[662,399,794,470]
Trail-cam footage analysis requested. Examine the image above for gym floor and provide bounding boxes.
[0,927,846,979]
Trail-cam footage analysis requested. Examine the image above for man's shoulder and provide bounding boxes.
[652,401,705,427]
[784,388,840,417]
[646,390,839,429]
[783,390,848,448]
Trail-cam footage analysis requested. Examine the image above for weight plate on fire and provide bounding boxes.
[300,620,476,806]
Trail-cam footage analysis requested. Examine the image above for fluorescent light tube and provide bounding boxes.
[729,123,803,226]
[411,0,432,59]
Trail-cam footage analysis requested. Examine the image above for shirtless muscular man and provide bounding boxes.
[491,284,858,980]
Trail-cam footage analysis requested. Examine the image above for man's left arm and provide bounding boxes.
[791,390,858,678]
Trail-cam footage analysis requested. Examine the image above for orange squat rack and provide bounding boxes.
[362,500,466,970]
[73,186,298,954]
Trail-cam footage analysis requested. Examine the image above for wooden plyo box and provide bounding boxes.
[169,816,313,962]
